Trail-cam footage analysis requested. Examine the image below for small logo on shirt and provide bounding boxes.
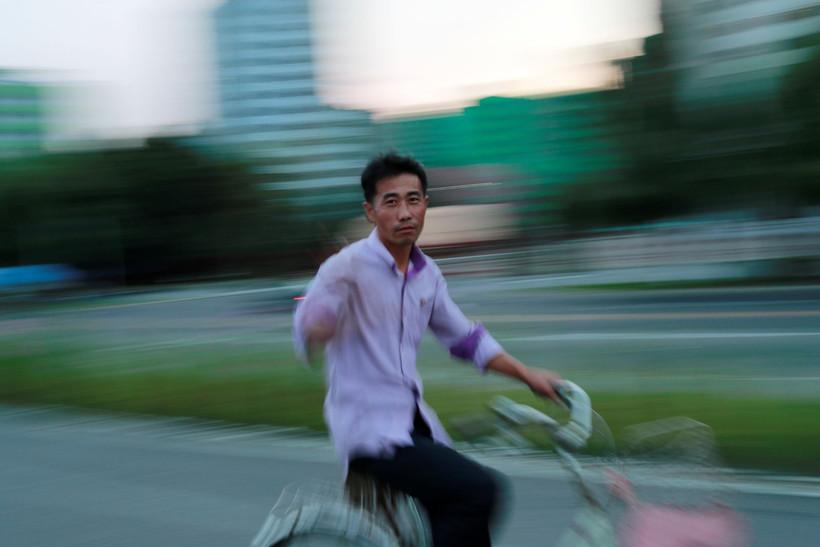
[420,298,427,306]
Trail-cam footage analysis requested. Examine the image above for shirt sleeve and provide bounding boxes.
[428,274,504,373]
[292,254,350,362]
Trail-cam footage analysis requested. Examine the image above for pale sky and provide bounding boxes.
[0,0,660,139]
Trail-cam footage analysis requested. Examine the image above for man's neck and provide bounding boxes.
[381,237,412,274]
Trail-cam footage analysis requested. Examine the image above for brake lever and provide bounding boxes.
[553,382,573,410]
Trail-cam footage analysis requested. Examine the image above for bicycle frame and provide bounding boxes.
[250,382,747,547]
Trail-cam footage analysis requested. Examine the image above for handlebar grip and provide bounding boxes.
[552,381,592,450]
[553,382,573,409]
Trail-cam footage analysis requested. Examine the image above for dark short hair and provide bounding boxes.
[360,152,428,203]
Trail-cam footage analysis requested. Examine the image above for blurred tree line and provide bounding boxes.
[560,27,820,230]
[0,138,333,284]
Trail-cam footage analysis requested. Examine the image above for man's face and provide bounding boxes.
[363,173,429,249]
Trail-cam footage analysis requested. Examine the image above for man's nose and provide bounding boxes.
[397,201,412,219]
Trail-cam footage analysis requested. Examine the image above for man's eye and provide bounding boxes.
[384,199,397,207]
[408,197,420,204]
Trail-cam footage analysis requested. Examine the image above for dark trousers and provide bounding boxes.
[349,410,503,547]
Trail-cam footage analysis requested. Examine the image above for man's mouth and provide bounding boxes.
[397,226,416,234]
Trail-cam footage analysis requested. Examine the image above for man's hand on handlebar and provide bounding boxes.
[485,353,562,403]
[522,367,563,403]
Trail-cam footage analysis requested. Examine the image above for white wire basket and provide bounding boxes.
[620,417,730,507]
[614,417,749,547]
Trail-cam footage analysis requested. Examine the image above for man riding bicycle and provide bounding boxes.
[293,152,562,547]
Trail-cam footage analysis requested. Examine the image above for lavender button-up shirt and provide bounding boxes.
[293,229,504,473]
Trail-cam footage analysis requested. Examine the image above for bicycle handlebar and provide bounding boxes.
[490,381,593,450]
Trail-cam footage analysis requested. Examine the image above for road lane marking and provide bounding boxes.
[482,310,820,322]
[502,332,820,342]
[46,285,306,313]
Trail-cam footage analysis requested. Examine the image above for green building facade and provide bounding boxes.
[0,75,46,158]
[377,90,623,225]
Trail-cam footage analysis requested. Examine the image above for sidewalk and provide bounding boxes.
[3,402,817,499]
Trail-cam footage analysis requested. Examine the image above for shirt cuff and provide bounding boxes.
[293,303,337,363]
[449,323,504,373]
[474,331,504,373]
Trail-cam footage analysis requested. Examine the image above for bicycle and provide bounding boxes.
[248,382,748,546]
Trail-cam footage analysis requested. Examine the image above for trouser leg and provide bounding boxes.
[350,417,503,547]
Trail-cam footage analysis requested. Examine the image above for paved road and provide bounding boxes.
[1,405,818,547]
[4,280,820,396]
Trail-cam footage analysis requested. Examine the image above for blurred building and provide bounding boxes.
[207,0,377,219]
[0,73,46,158]
[659,0,820,164]
[378,92,623,225]
[665,0,819,110]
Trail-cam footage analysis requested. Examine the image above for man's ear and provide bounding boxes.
[363,201,375,224]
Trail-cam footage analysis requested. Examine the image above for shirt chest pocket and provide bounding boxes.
[406,289,435,335]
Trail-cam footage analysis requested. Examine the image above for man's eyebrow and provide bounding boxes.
[380,190,422,200]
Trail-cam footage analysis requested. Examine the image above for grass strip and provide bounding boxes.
[1,346,818,475]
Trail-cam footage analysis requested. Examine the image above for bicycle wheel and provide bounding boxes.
[273,532,378,546]
[254,481,404,547]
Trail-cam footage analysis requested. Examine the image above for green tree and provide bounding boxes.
[779,39,820,207]
[0,137,319,283]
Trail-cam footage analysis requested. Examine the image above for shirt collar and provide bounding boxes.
[366,229,427,279]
